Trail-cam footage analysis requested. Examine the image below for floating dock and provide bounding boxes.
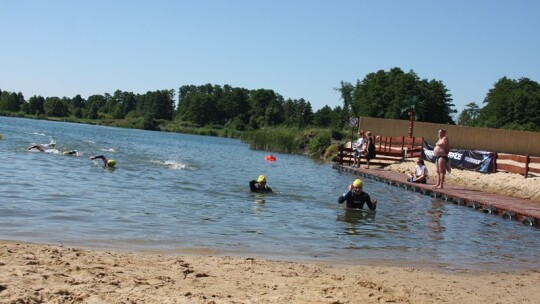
[334,164,540,227]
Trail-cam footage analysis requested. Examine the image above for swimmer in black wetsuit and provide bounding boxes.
[338,178,377,210]
[249,175,272,193]
[63,150,79,156]
[90,155,116,168]
[28,144,45,152]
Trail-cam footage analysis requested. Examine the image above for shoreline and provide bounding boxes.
[1,240,539,303]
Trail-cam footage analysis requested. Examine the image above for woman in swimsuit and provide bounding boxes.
[433,128,449,189]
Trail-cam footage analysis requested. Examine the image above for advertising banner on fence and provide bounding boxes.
[422,141,495,173]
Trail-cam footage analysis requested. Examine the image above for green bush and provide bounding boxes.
[323,144,340,161]
[330,129,345,140]
[308,131,331,158]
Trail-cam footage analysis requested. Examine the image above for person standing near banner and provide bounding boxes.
[433,128,449,189]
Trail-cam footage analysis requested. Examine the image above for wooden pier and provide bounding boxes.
[333,163,540,227]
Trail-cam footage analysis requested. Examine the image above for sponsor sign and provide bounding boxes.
[422,141,494,173]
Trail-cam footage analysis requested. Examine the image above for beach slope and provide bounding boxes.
[1,241,539,304]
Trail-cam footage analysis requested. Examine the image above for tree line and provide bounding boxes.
[1,67,537,132]
[458,77,540,131]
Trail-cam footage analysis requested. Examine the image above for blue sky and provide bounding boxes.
[1,1,539,115]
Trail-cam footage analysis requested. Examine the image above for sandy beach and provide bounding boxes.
[2,165,539,303]
[1,240,539,304]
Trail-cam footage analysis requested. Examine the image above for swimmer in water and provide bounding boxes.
[338,178,377,210]
[90,155,116,168]
[63,150,79,156]
[28,144,45,152]
[249,175,272,193]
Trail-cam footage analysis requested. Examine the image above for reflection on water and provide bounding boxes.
[336,209,376,235]
[1,116,540,271]
[427,199,446,240]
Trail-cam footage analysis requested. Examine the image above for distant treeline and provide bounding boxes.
[457,77,540,132]
[0,67,538,132]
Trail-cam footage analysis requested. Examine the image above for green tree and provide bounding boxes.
[336,81,354,116]
[122,92,137,116]
[27,95,46,115]
[249,89,284,128]
[0,91,22,112]
[457,102,481,126]
[86,94,106,118]
[420,79,455,124]
[186,93,218,126]
[71,94,86,108]
[477,77,540,131]
[283,98,313,127]
[348,68,455,124]
[152,89,175,120]
[218,86,250,126]
[44,97,69,117]
[355,70,390,118]
[87,102,99,119]
[401,96,426,121]
[312,105,333,127]
[17,92,27,112]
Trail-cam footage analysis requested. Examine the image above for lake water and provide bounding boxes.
[1,116,539,271]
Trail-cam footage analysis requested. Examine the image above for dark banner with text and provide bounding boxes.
[422,141,494,173]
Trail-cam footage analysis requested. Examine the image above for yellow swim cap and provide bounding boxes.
[107,159,116,167]
[63,151,69,155]
[257,175,266,183]
[353,178,363,188]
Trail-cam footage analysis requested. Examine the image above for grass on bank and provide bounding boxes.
[240,127,346,159]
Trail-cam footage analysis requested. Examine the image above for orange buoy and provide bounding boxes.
[265,155,276,161]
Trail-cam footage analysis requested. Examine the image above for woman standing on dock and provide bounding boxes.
[433,128,449,189]
[363,131,376,169]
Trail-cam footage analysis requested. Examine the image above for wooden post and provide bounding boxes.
[400,136,405,157]
[338,145,343,166]
[408,110,415,138]
[493,153,498,173]
[525,154,530,178]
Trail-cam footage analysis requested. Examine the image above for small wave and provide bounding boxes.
[100,148,117,152]
[152,159,193,170]
[28,148,60,154]
[84,140,95,144]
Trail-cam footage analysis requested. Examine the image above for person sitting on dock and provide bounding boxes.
[338,178,377,210]
[249,175,273,193]
[407,158,428,184]
[90,155,116,168]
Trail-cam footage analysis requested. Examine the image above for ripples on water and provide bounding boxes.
[1,116,539,271]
